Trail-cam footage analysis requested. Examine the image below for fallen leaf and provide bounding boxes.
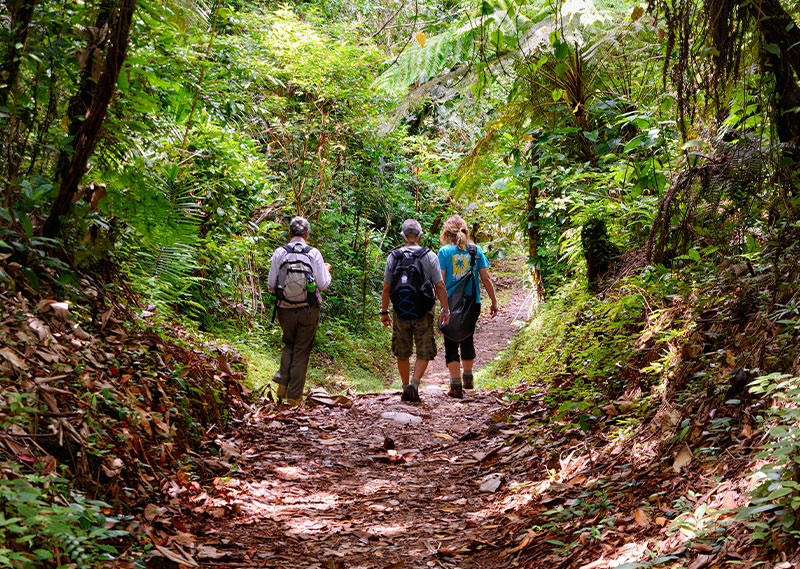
[672,443,693,472]
[688,554,712,569]
[0,348,27,370]
[634,508,650,527]
[415,32,425,47]
[721,490,738,510]
[50,301,70,320]
[197,545,227,560]
[152,544,198,567]
[505,529,538,554]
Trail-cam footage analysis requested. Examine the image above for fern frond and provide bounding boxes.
[452,100,532,197]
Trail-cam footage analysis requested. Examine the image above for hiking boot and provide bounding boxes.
[462,374,474,390]
[447,384,463,399]
[401,384,420,403]
[276,383,288,402]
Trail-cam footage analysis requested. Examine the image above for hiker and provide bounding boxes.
[380,219,450,403]
[438,215,498,398]
[268,216,331,405]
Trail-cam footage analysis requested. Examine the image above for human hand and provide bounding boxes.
[490,303,499,318]
[380,313,391,328]
[324,263,331,272]
[439,310,450,326]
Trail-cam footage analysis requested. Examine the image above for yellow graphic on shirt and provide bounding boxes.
[452,253,470,279]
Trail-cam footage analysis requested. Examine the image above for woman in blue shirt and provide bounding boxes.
[437,215,499,398]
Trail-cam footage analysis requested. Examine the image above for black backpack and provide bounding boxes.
[389,247,435,321]
[438,244,480,342]
[275,243,317,307]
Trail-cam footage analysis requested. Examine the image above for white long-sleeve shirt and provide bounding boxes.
[267,237,331,302]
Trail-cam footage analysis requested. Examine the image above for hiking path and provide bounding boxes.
[157,257,536,569]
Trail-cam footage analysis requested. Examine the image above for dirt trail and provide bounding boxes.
[176,262,533,569]
[424,262,534,388]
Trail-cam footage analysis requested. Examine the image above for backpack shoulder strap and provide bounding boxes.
[467,243,477,268]
[413,247,430,258]
[283,243,313,256]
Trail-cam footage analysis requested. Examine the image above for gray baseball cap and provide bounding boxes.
[401,219,422,237]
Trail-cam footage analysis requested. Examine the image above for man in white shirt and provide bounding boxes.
[268,217,331,405]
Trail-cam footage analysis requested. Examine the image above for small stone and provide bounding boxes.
[480,473,503,492]
[380,411,422,424]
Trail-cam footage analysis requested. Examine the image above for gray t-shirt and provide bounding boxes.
[383,245,443,286]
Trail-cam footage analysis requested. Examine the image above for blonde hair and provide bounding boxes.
[440,215,470,250]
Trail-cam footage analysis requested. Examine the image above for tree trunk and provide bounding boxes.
[53,0,114,185]
[526,178,539,262]
[41,0,136,238]
[0,0,36,109]
[767,52,800,155]
[755,0,800,79]
[754,0,800,151]
[527,177,546,302]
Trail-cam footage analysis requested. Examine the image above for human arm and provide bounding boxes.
[427,251,449,325]
[380,282,392,327]
[434,280,450,325]
[479,267,499,317]
[312,249,332,290]
[267,248,283,292]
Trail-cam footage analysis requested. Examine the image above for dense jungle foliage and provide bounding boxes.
[1,0,800,565]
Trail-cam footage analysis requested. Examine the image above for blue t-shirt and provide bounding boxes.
[438,244,490,303]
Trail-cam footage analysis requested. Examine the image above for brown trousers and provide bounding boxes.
[275,306,321,400]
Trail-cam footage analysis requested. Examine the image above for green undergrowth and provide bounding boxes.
[212,316,395,396]
[479,282,590,391]
[0,472,128,568]
[482,251,800,561]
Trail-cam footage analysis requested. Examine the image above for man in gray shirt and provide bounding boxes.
[268,216,331,405]
[380,219,450,402]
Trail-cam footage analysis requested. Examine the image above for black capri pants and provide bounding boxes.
[444,334,476,364]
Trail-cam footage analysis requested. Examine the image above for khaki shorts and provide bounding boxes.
[391,312,437,361]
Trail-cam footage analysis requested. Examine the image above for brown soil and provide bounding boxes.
[184,389,516,568]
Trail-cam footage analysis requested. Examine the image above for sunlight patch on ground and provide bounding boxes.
[608,539,651,567]
[359,478,400,495]
[496,492,535,512]
[285,516,346,536]
[580,540,652,569]
[367,523,409,538]
[557,449,593,482]
[211,478,341,521]
[274,465,308,480]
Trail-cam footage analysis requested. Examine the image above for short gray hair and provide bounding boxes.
[401,219,422,239]
[289,216,310,237]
